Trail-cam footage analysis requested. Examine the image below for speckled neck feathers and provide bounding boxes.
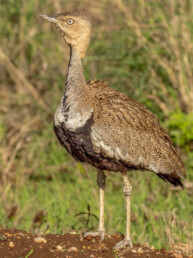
[54,46,92,131]
[65,46,85,93]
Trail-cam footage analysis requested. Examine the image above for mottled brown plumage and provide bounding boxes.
[40,12,186,250]
[55,77,185,185]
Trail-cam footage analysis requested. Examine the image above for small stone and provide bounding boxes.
[131,249,137,253]
[138,247,143,253]
[90,255,94,258]
[143,242,149,248]
[9,241,14,248]
[68,246,78,252]
[121,247,132,255]
[85,235,92,240]
[5,233,12,236]
[17,232,25,237]
[0,235,7,241]
[98,245,109,252]
[69,231,76,235]
[56,245,63,251]
[34,236,47,244]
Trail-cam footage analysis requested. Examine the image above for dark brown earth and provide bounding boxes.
[0,228,192,258]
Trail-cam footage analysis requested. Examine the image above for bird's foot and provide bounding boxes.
[84,231,105,242]
[113,238,133,250]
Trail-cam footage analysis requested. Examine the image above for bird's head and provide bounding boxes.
[40,12,91,58]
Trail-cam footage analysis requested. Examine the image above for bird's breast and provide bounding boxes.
[54,95,93,131]
[54,114,94,162]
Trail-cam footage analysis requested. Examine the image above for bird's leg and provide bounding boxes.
[113,171,133,250]
[97,170,106,235]
[84,170,106,241]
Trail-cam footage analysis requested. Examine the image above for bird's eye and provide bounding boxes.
[67,19,74,25]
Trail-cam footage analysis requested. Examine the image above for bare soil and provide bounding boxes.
[0,228,191,258]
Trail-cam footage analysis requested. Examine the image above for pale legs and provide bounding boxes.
[84,170,106,241]
[113,171,133,249]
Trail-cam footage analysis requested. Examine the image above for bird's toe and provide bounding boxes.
[113,238,133,250]
[84,231,105,242]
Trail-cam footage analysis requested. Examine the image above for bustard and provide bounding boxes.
[40,12,186,250]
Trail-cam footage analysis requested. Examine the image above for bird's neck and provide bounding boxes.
[56,45,92,131]
[64,46,86,96]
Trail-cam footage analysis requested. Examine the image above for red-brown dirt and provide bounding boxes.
[0,228,191,258]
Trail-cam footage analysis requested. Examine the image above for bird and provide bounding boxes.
[40,11,186,250]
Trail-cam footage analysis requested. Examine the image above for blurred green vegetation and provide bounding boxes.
[167,112,193,150]
[0,0,192,253]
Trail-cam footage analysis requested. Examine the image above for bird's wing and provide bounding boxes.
[88,81,185,179]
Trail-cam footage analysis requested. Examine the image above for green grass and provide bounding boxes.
[0,160,192,250]
[0,127,192,249]
[0,0,193,252]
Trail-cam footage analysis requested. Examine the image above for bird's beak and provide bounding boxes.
[39,14,58,23]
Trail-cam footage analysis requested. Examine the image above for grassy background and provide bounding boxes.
[0,0,193,253]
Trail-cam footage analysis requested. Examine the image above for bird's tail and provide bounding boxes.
[157,173,184,188]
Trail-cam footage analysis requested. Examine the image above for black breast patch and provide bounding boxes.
[53,116,127,172]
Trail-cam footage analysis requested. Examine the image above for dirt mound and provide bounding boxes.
[0,229,190,258]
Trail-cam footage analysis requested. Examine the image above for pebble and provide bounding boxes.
[98,245,109,252]
[17,232,25,237]
[143,242,149,248]
[34,236,47,244]
[69,231,76,235]
[90,255,94,258]
[5,233,12,237]
[68,246,78,252]
[121,249,130,255]
[0,235,7,241]
[56,245,63,251]
[9,241,14,248]
[85,235,92,240]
